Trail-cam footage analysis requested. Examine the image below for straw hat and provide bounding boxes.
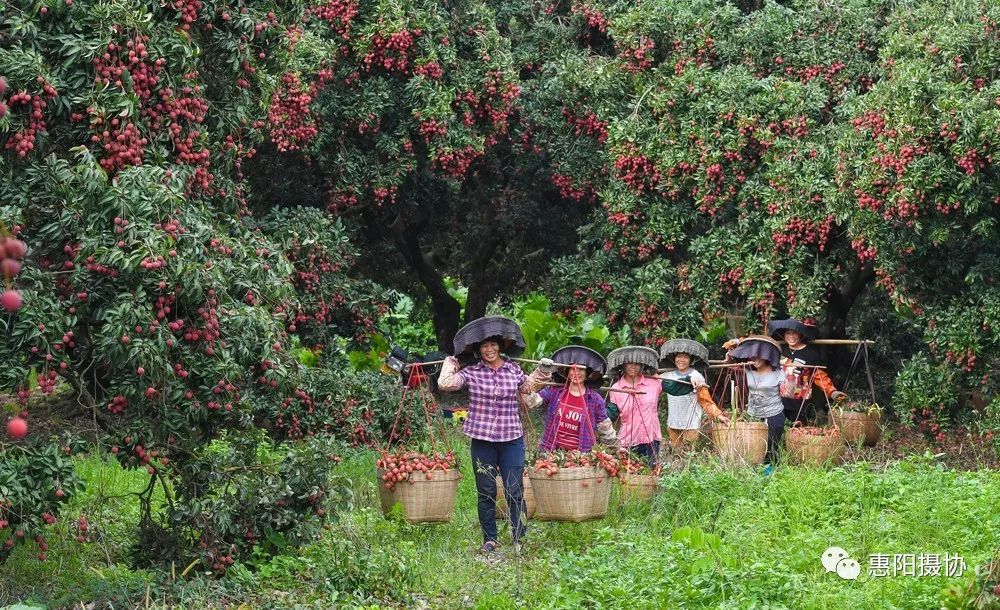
[552,345,607,387]
[453,316,526,360]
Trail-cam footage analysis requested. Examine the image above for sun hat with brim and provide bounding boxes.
[453,316,526,360]
[659,338,710,369]
[552,345,607,387]
[727,335,781,369]
[767,318,818,343]
[607,346,660,378]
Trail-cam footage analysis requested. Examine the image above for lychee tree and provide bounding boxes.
[831,0,1000,434]
[260,206,391,350]
[539,0,889,343]
[0,0,395,568]
[254,0,588,350]
[540,0,1000,429]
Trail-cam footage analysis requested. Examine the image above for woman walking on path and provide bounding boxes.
[437,316,552,559]
[536,345,619,453]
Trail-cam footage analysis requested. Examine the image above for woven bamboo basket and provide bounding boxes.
[711,421,769,465]
[528,466,612,522]
[496,472,536,520]
[376,467,461,524]
[831,409,882,446]
[785,431,845,466]
[619,472,658,500]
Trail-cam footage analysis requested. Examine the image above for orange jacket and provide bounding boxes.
[695,386,724,420]
[812,369,839,398]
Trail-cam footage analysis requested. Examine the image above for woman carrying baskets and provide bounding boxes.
[536,346,620,453]
[657,339,729,452]
[767,318,848,425]
[726,336,785,466]
[607,346,663,467]
[437,316,552,558]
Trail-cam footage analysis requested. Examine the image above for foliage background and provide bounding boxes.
[1,0,999,606]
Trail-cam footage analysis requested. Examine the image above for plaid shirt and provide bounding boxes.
[538,386,608,452]
[455,359,530,442]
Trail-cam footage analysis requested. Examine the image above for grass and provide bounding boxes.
[1,440,998,609]
[323,452,1000,610]
[0,455,163,609]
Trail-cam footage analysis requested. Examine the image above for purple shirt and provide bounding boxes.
[538,386,608,452]
[456,359,528,442]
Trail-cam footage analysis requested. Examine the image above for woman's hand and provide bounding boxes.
[437,356,464,391]
[716,412,731,424]
[534,357,554,381]
[523,392,543,409]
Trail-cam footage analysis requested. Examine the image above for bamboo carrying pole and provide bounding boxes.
[651,370,696,385]
[405,357,577,369]
[708,362,827,370]
[800,339,875,346]
[709,340,875,364]
[407,340,873,369]
[512,357,583,368]
[540,381,646,395]
[404,360,446,368]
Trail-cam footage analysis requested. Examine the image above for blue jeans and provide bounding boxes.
[626,440,660,468]
[471,437,526,544]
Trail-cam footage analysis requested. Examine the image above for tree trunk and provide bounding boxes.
[462,216,504,323]
[822,261,876,368]
[389,211,462,351]
[463,279,492,324]
[825,261,875,335]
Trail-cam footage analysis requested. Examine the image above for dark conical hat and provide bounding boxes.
[659,338,710,368]
[767,318,818,342]
[607,346,659,377]
[551,345,607,387]
[727,335,781,368]
[453,316,526,358]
